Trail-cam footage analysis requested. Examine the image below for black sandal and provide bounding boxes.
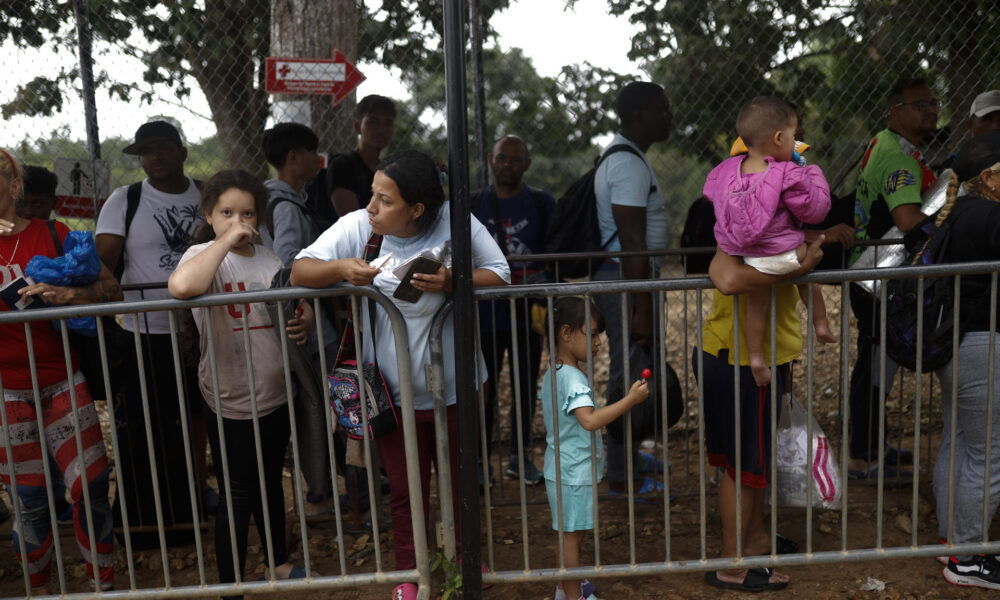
[706,567,789,592]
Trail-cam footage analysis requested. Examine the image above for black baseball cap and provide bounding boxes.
[953,130,1000,182]
[123,120,184,155]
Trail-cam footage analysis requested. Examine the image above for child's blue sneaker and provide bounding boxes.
[637,476,664,495]
[638,451,665,474]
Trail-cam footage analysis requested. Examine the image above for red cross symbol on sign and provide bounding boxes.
[265,48,366,108]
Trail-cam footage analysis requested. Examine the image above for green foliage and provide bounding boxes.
[1,76,66,118]
[13,131,230,190]
[431,552,463,600]
[360,0,511,73]
[599,0,1000,193]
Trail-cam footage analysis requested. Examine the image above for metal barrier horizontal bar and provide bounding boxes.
[499,237,902,265]
[482,541,1000,584]
[0,283,429,600]
[470,260,1000,300]
[433,261,1000,594]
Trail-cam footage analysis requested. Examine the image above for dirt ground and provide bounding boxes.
[0,286,993,599]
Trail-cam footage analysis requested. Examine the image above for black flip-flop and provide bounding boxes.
[705,567,789,592]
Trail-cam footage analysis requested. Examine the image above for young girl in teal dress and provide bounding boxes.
[541,297,648,600]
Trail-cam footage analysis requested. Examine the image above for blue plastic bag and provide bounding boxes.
[25,231,102,336]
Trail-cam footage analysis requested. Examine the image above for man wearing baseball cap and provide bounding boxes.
[967,90,1000,137]
[95,119,208,548]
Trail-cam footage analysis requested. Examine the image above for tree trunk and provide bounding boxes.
[187,0,271,179]
[270,0,358,155]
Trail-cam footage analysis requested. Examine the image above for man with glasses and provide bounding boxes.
[846,78,939,483]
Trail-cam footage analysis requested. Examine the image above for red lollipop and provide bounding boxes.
[641,368,652,380]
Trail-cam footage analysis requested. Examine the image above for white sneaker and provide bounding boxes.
[553,580,596,600]
[943,555,1000,590]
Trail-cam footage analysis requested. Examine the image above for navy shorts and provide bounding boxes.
[693,348,788,489]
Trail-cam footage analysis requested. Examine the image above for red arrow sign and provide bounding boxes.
[265,49,366,107]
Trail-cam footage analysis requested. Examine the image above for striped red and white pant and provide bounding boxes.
[1,373,113,590]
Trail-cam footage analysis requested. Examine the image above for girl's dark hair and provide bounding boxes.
[192,169,270,243]
[376,149,445,232]
[552,296,605,335]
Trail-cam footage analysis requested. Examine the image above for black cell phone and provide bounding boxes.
[393,256,442,303]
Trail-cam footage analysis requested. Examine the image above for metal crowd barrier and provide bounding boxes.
[0,284,428,599]
[427,259,1000,591]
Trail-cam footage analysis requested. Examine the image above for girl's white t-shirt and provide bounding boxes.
[178,242,287,419]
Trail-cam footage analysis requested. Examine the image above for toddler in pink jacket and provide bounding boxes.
[703,96,835,386]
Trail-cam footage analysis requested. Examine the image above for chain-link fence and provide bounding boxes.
[2,0,1000,597]
[5,1,994,240]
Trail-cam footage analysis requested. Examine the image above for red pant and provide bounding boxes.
[377,404,461,571]
[1,374,113,588]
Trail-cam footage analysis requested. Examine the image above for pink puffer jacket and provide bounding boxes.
[703,155,830,257]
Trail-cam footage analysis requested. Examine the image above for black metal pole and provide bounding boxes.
[73,0,100,162]
[443,0,482,597]
[469,0,489,190]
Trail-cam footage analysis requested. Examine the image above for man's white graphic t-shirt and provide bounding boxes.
[96,178,203,333]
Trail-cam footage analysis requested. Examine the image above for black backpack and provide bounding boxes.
[883,206,964,372]
[544,144,652,279]
[679,196,717,274]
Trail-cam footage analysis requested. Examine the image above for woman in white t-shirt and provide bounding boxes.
[169,170,313,586]
[292,149,509,599]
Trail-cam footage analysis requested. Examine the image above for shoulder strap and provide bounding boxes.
[593,144,647,249]
[265,196,320,238]
[45,219,63,255]
[596,144,657,194]
[362,231,384,369]
[487,186,507,256]
[114,181,144,281]
[362,232,384,263]
[124,181,143,238]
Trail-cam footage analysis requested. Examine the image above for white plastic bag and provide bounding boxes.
[773,393,841,509]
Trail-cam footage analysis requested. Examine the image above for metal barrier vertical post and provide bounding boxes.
[984,275,998,543]
[443,0,481,593]
[57,322,100,591]
[166,310,207,585]
[23,325,69,594]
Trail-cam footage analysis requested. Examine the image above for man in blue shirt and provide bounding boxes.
[474,135,555,486]
[593,82,672,495]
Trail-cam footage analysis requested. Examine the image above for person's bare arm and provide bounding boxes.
[708,236,825,296]
[290,257,378,287]
[891,203,929,233]
[806,223,855,249]
[611,204,652,346]
[573,379,648,431]
[19,263,123,305]
[408,266,507,295]
[95,233,124,274]
[332,188,360,218]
